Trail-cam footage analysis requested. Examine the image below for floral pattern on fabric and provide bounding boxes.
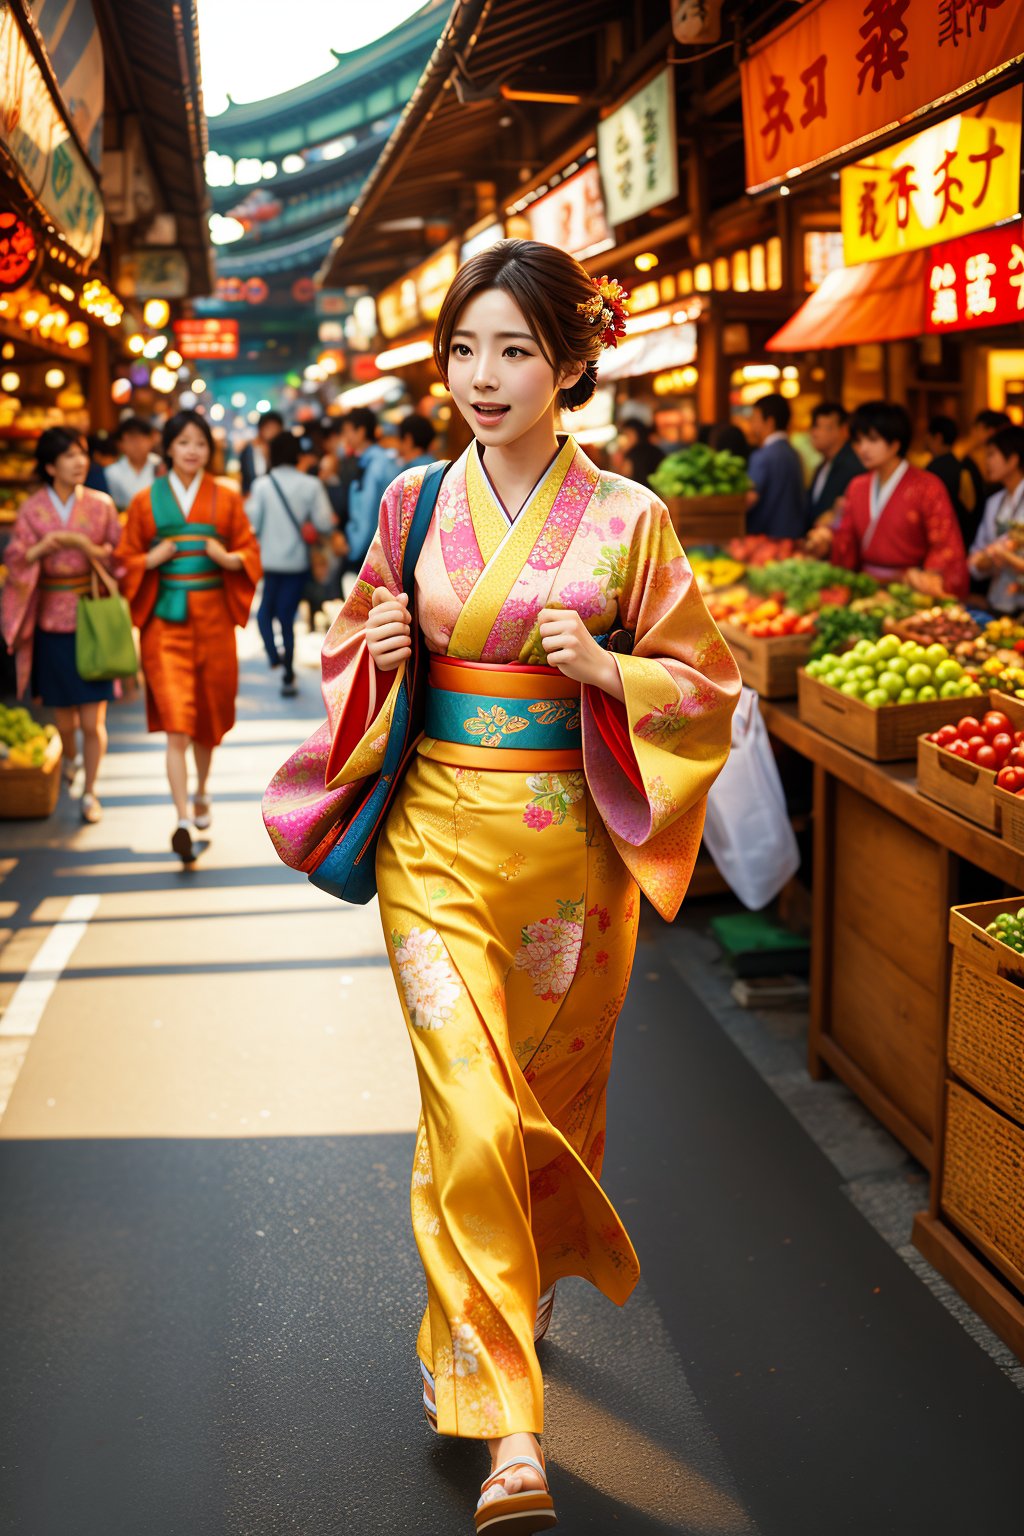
[522,771,586,830]
[392,926,462,1030]
[514,896,585,1000]
[464,703,530,747]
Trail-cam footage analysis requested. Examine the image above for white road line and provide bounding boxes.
[0,894,99,1038]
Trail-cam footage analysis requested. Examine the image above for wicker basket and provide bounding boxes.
[948,951,1024,1124]
[0,733,62,818]
[941,1080,1024,1296]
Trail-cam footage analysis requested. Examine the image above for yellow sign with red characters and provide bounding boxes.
[841,87,1021,266]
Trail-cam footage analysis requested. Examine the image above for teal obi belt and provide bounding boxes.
[424,656,584,769]
[153,524,223,623]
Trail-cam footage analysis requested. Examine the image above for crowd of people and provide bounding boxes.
[2,388,1022,863]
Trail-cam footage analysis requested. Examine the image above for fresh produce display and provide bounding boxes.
[925,710,1023,774]
[719,597,815,637]
[805,634,984,707]
[649,443,750,500]
[689,550,746,591]
[889,604,981,648]
[808,605,884,659]
[0,704,57,767]
[726,535,802,566]
[984,908,1024,952]
[745,559,878,612]
[983,615,1024,648]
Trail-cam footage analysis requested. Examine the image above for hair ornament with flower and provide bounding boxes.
[576,275,630,349]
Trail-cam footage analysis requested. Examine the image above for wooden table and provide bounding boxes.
[760,701,1024,1174]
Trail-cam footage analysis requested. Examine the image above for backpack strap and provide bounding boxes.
[268,471,307,540]
[400,460,449,591]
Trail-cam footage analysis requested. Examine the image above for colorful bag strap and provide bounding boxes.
[400,460,449,592]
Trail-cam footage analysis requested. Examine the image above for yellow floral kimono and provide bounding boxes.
[315,435,738,1438]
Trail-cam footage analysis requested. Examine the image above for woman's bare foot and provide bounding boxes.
[481,1432,546,1501]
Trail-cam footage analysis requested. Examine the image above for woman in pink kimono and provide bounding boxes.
[266,241,740,1532]
[2,427,122,822]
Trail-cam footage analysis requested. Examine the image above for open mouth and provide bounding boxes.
[471,403,510,424]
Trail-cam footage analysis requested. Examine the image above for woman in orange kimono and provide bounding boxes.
[118,410,261,862]
[266,242,739,1533]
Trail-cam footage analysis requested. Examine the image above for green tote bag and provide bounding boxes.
[75,560,138,681]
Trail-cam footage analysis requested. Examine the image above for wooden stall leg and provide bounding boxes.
[808,764,834,1082]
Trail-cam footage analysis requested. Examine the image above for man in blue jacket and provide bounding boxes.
[746,392,806,539]
[341,407,399,576]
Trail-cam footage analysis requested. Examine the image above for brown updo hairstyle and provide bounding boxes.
[433,239,606,412]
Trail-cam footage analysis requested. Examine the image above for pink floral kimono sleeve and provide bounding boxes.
[581,497,741,919]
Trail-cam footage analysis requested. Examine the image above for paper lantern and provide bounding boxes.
[0,212,39,293]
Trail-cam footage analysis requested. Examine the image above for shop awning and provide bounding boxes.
[766,249,927,352]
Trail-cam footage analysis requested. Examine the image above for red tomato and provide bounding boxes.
[975,745,998,770]
[1015,731,1024,746]
[1010,748,1024,768]
[957,716,982,737]
[998,767,1024,792]
[948,740,972,758]
[935,724,959,747]
[966,735,988,760]
[983,711,1011,737]
[991,733,1013,762]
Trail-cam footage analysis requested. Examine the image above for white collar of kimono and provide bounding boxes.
[475,435,571,524]
[47,485,81,523]
[169,470,204,516]
[868,458,909,531]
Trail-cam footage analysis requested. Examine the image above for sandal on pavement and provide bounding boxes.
[421,1361,438,1432]
[192,795,212,831]
[534,1284,556,1344]
[80,793,102,825]
[475,1454,556,1534]
[172,824,197,864]
[62,754,82,787]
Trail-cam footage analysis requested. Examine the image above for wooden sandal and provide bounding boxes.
[534,1284,556,1343]
[420,1360,438,1432]
[474,1453,556,1533]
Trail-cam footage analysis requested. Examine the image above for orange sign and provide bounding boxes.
[173,318,239,360]
[741,0,1024,193]
[842,86,1022,264]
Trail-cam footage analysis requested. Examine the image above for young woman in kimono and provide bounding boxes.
[277,241,739,1531]
[1,427,122,823]
[118,410,261,863]
[829,400,969,599]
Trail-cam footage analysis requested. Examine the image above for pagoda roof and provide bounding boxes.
[207,2,444,157]
[208,120,394,216]
[319,0,622,292]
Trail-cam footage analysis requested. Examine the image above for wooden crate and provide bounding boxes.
[718,622,813,699]
[990,689,1024,732]
[950,896,1024,987]
[994,782,1024,853]
[0,733,62,819]
[796,669,965,761]
[665,494,747,546]
[941,1080,1024,1297]
[916,734,999,831]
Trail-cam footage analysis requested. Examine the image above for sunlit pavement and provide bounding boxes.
[1,619,1023,1535]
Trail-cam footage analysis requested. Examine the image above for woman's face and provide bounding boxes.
[446,286,583,448]
[852,429,899,472]
[51,440,89,488]
[168,421,210,478]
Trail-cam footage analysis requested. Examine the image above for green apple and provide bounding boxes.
[934,658,963,683]
[876,634,901,660]
[924,643,948,667]
[852,664,875,683]
[898,687,918,704]
[840,681,863,699]
[939,680,962,698]
[878,670,905,698]
[916,684,938,701]
[905,663,932,689]
[864,687,890,708]
[887,656,910,677]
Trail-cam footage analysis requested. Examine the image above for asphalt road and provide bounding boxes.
[1,626,1023,1536]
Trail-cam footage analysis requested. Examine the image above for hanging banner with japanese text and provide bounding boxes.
[924,217,1024,333]
[842,86,1021,264]
[741,0,1024,193]
[597,68,679,226]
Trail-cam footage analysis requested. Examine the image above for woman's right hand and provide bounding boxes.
[366,586,412,671]
[145,538,178,570]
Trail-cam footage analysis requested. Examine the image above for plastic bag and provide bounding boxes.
[702,687,800,910]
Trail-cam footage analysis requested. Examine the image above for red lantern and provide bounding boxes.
[245,277,268,304]
[0,211,40,293]
[291,277,315,303]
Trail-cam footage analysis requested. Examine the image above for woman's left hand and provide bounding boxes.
[538,608,625,701]
[205,537,242,571]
